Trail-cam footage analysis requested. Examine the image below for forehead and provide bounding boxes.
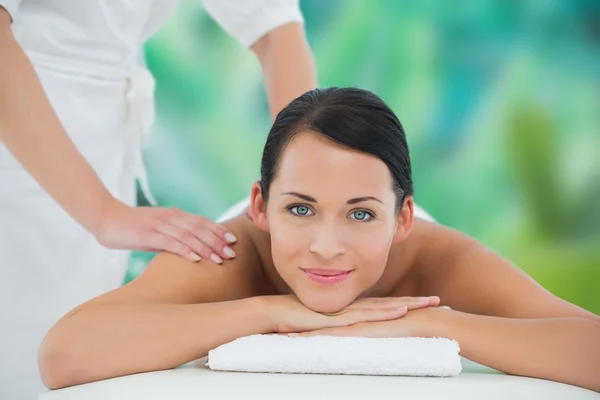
[273,131,394,199]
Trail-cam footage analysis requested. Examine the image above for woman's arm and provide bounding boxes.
[302,305,600,392]
[412,219,600,391]
[38,218,266,389]
[40,297,272,389]
[431,308,600,392]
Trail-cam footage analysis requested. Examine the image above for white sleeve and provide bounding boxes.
[0,0,22,21]
[202,0,304,48]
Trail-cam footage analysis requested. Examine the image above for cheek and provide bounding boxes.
[267,217,306,269]
[348,220,395,259]
[352,228,394,279]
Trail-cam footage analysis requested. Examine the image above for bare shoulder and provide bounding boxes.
[76,215,267,309]
[0,6,12,35]
[408,218,599,321]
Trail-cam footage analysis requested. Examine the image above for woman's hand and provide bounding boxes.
[294,306,443,338]
[267,295,440,334]
[342,296,440,311]
[93,199,237,263]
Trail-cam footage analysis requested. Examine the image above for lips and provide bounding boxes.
[302,268,354,285]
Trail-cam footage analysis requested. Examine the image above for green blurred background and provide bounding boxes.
[128,0,600,314]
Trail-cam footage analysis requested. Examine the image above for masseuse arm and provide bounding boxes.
[0,8,113,235]
[251,21,317,119]
[0,8,234,262]
[414,219,600,392]
[38,218,269,389]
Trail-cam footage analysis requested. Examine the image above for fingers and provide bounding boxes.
[332,306,408,327]
[326,296,441,328]
[170,213,237,263]
[103,206,238,263]
[404,296,440,310]
[344,296,440,311]
[144,231,197,262]
[194,213,237,245]
[428,296,441,307]
[155,222,226,264]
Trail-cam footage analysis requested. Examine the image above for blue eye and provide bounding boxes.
[290,205,313,216]
[349,210,373,221]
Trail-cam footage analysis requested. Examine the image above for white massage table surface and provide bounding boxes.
[37,358,599,400]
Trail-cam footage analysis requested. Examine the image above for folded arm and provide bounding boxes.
[38,218,268,389]
[414,220,600,391]
[431,308,600,392]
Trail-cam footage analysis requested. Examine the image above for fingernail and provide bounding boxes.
[287,333,299,337]
[210,253,223,264]
[189,252,201,262]
[225,233,237,243]
[398,306,408,312]
[418,297,430,302]
[223,246,236,259]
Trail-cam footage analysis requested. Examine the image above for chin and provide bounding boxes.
[294,289,356,314]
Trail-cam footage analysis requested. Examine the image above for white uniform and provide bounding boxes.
[0,1,303,399]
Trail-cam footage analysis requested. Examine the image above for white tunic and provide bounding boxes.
[0,1,302,399]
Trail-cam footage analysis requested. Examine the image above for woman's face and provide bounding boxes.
[252,131,413,313]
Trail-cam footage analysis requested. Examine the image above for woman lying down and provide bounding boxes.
[39,87,600,392]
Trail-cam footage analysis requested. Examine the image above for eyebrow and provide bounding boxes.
[347,196,383,205]
[282,192,383,205]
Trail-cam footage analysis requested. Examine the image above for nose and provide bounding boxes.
[309,220,345,260]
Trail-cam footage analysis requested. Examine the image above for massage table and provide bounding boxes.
[37,357,599,399]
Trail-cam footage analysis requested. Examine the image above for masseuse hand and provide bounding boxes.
[269,295,440,334]
[93,199,237,263]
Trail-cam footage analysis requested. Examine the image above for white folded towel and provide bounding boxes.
[207,334,462,377]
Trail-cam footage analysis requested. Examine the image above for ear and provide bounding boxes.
[250,181,270,233]
[393,195,414,243]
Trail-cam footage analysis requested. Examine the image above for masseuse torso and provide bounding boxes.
[0,2,179,399]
